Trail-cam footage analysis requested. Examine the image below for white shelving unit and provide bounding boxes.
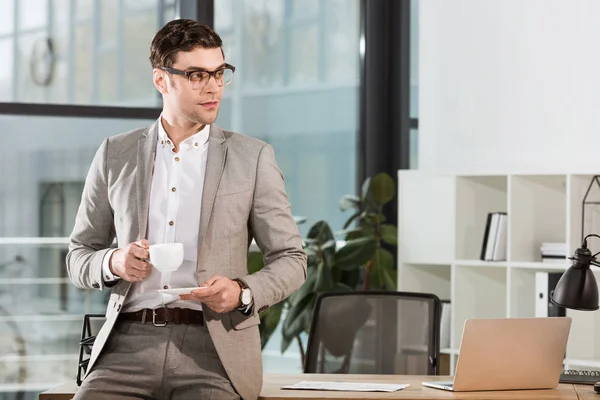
[398,171,600,374]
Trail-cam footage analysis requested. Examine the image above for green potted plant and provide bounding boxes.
[249,172,398,365]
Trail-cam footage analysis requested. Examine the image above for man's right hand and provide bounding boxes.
[109,239,152,282]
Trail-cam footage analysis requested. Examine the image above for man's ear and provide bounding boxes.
[153,68,169,95]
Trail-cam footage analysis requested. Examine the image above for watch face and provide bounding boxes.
[241,288,252,305]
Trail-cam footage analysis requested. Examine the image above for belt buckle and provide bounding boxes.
[152,309,167,327]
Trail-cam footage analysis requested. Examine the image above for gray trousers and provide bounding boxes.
[74,320,241,400]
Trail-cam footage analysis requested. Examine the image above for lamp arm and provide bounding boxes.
[591,260,600,268]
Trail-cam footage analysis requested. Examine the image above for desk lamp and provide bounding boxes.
[551,234,600,393]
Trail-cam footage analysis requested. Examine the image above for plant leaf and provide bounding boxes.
[334,237,377,270]
[370,173,395,205]
[373,248,395,289]
[377,247,395,270]
[247,251,264,274]
[336,227,369,241]
[284,291,314,330]
[334,282,354,292]
[339,194,360,212]
[280,333,293,354]
[288,271,317,306]
[307,220,335,244]
[315,260,334,292]
[259,301,284,348]
[361,177,372,202]
[342,211,361,229]
[339,268,360,289]
[282,294,314,352]
[381,224,398,246]
[383,267,397,291]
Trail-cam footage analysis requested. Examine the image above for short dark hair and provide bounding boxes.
[150,19,224,68]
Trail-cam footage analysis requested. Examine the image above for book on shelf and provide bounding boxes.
[480,212,507,261]
[535,272,566,317]
[540,242,567,264]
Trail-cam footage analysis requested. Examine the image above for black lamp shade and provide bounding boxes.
[551,265,599,311]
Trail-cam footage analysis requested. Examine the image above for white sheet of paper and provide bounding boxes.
[281,381,410,392]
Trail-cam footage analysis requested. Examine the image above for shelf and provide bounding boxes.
[440,348,459,355]
[565,359,600,369]
[452,266,506,348]
[398,263,451,300]
[398,171,600,373]
[510,175,566,262]
[509,262,567,272]
[455,175,507,260]
[453,260,507,268]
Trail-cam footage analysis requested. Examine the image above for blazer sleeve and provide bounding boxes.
[241,144,307,316]
[66,138,117,290]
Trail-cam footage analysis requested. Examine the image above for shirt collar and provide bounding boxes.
[157,117,210,152]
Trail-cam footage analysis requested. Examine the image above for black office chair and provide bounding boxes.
[304,291,440,375]
[77,313,105,386]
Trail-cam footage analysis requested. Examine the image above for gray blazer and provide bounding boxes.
[66,120,307,400]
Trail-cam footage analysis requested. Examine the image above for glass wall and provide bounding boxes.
[0,115,155,398]
[0,0,177,106]
[215,0,361,373]
[410,0,419,168]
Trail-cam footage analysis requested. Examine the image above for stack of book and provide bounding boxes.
[540,242,567,264]
[480,212,507,261]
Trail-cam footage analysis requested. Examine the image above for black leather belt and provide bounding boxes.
[117,307,204,326]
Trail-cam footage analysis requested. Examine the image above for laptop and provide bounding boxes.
[423,317,572,392]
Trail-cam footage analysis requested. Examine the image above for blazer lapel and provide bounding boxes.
[198,124,227,258]
[136,121,159,240]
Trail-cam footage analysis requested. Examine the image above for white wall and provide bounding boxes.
[420,0,600,174]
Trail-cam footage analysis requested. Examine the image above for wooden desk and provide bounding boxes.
[38,374,599,400]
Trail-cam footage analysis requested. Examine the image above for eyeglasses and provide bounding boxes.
[161,64,235,90]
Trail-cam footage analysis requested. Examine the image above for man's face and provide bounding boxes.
[155,47,226,125]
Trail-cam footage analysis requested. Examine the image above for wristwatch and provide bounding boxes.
[234,278,253,308]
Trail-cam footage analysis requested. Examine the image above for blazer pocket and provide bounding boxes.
[229,310,261,331]
[216,186,252,197]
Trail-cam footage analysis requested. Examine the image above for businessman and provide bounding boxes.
[67,19,307,400]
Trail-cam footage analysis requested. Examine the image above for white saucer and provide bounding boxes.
[157,287,206,295]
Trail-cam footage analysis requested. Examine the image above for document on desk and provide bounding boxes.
[281,381,410,392]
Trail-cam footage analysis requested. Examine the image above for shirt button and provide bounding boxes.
[169,221,174,226]
[163,285,169,289]
[171,187,176,192]
[174,157,180,162]
[105,275,110,280]
[166,140,171,145]
[194,142,199,147]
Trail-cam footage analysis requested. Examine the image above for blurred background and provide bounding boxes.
[0,0,417,397]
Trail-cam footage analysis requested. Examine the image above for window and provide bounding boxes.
[410,0,419,168]
[0,0,178,106]
[0,114,155,396]
[215,0,361,373]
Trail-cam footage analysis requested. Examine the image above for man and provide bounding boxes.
[67,19,307,400]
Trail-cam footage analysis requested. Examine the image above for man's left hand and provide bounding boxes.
[179,275,241,313]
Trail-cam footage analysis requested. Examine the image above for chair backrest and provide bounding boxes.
[304,291,440,375]
[77,314,105,385]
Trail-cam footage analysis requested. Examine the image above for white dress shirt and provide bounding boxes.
[103,119,210,312]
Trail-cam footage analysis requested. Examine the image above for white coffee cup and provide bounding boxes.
[149,243,184,272]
